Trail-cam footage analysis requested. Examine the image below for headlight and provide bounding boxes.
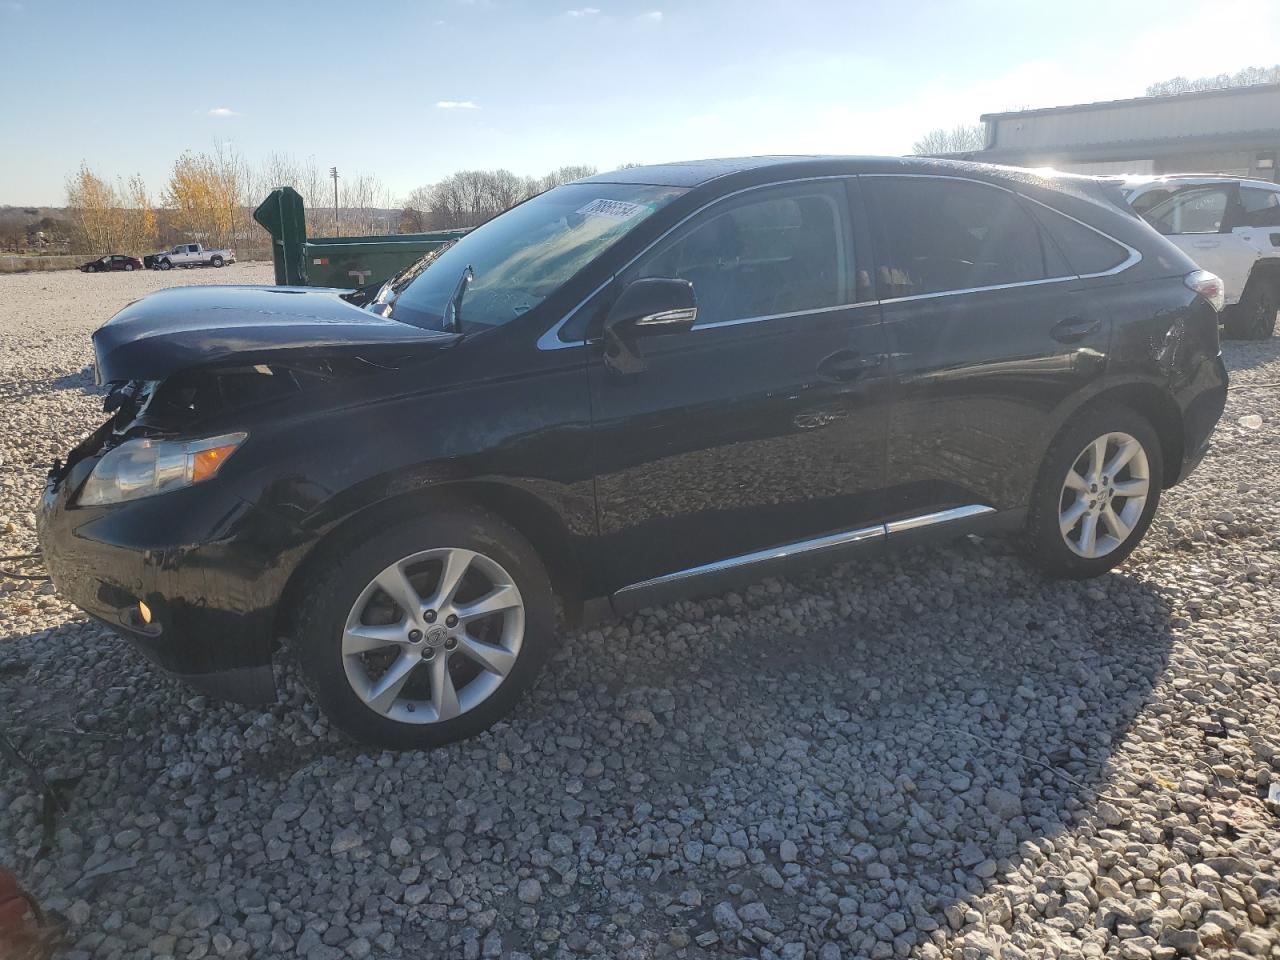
[78,432,247,506]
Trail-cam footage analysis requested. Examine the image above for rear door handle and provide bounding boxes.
[818,350,885,381]
[1050,317,1101,344]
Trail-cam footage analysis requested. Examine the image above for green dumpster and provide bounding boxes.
[253,187,468,289]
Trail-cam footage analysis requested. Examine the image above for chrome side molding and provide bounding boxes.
[612,504,996,605]
[614,523,884,600]
[885,504,995,535]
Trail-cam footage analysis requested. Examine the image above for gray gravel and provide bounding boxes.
[1,266,1278,960]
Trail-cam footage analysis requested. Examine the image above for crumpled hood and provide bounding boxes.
[93,284,458,383]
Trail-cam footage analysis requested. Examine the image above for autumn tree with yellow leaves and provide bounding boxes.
[64,164,158,255]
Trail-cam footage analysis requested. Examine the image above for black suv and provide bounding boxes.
[39,157,1228,748]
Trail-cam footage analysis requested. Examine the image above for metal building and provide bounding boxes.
[970,82,1280,181]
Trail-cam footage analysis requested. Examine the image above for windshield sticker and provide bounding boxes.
[576,198,646,221]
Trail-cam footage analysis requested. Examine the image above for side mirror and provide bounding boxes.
[603,278,697,374]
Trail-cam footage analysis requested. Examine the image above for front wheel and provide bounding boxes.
[1023,405,1162,579]
[158,260,171,271]
[1225,277,1278,340]
[292,509,557,748]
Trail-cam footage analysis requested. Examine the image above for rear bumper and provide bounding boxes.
[1171,354,1228,485]
[36,455,303,706]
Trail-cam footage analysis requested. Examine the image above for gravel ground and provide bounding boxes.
[1,266,1277,960]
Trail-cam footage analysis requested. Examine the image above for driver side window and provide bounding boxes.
[630,181,851,328]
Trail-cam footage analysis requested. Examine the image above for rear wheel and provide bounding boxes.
[211,255,224,267]
[1225,277,1278,340]
[124,263,134,271]
[292,509,557,748]
[1023,405,1162,579]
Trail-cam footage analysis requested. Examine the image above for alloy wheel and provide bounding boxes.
[1058,431,1150,559]
[341,547,525,724]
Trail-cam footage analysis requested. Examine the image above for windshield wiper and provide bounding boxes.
[366,240,459,318]
[442,265,474,333]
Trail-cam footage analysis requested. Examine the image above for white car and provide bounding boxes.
[1123,175,1280,339]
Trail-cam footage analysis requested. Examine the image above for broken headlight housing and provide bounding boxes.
[78,432,247,506]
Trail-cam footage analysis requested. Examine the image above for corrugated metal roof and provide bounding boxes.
[984,84,1280,153]
[980,80,1280,121]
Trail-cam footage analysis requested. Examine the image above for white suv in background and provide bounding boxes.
[1124,175,1280,339]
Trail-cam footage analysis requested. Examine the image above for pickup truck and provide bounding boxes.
[1123,175,1280,339]
[144,243,236,271]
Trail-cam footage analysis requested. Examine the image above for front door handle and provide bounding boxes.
[1192,239,1221,249]
[818,350,885,381]
[1050,317,1101,344]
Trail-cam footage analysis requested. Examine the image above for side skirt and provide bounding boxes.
[608,504,1017,616]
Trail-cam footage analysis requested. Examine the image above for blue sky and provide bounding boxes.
[2,0,1278,206]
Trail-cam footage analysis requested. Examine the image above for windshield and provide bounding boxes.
[378,182,686,331]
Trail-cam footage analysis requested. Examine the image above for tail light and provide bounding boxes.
[1185,270,1225,312]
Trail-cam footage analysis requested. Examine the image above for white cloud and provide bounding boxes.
[638,9,661,20]
[207,107,241,117]
[565,6,599,15]
[436,100,480,109]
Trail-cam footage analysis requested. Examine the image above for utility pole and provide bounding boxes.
[330,166,340,236]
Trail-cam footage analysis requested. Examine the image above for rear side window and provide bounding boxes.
[632,181,850,326]
[864,177,1046,298]
[1238,187,1280,228]
[1027,202,1130,276]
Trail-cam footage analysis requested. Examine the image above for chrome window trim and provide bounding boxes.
[537,174,863,351]
[612,504,995,598]
[537,172,1142,349]
[861,173,1142,304]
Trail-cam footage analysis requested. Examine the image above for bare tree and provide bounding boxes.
[341,172,393,236]
[402,164,600,231]
[1146,64,1280,97]
[911,124,986,156]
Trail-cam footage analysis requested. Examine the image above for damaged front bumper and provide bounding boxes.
[36,440,302,706]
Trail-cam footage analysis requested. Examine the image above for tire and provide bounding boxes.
[158,259,171,271]
[125,263,134,271]
[1022,404,1163,580]
[292,508,557,748]
[211,256,224,268]
[1224,276,1278,340]
[85,265,96,273]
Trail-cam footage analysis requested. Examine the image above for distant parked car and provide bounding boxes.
[80,254,142,273]
[1124,175,1280,339]
[41,157,1227,748]
[145,243,236,271]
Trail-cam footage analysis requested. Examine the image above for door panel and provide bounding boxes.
[588,310,888,592]
[1145,184,1254,302]
[862,175,1111,520]
[1170,235,1256,302]
[586,179,889,595]
[879,283,1106,516]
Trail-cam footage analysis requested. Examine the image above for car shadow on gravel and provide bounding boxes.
[0,537,1175,958]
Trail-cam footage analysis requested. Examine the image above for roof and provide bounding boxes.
[581,154,1112,188]
[981,80,1280,122]
[581,156,833,187]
